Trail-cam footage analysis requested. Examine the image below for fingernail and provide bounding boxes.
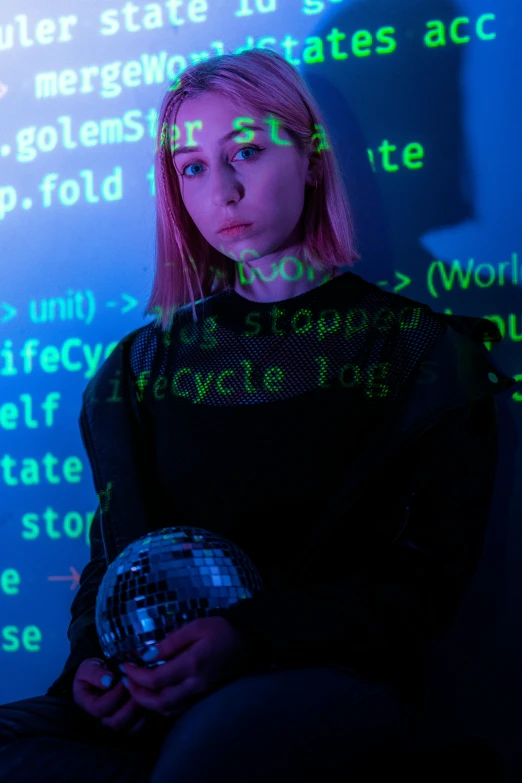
[101,675,113,688]
[122,676,129,688]
[142,646,158,662]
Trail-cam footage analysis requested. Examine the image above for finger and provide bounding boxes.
[99,680,129,715]
[123,657,184,693]
[148,622,197,665]
[101,692,146,733]
[101,702,140,732]
[125,675,195,717]
[121,673,162,713]
[96,680,131,717]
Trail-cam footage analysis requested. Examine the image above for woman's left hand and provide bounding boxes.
[120,616,253,719]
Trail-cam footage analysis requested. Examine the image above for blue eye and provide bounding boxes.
[180,145,264,178]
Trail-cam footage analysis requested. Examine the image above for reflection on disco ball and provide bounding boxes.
[95,526,263,669]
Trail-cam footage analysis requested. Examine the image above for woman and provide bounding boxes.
[0,49,517,783]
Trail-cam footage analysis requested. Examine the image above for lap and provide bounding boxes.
[150,665,415,782]
[0,667,415,783]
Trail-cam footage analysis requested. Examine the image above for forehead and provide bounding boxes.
[167,93,294,157]
[174,93,255,126]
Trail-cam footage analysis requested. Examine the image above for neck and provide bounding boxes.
[233,254,338,303]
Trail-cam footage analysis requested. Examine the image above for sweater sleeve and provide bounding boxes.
[46,328,167,699]
[46,504,107,700]
[219,398,499,678]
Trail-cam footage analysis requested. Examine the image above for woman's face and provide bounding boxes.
[170,92,316,264]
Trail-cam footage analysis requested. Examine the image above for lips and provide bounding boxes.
[219,223,252,233]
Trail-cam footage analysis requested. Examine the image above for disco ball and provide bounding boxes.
[95,526,264,670]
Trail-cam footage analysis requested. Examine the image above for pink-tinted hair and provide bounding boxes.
[144,48,361,331]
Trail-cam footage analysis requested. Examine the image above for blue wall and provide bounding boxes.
[1,0,521,774]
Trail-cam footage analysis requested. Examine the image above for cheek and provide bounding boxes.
[271,172,302,202]
[180,194,200,223]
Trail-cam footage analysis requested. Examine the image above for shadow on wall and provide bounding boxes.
[301,0,521,779]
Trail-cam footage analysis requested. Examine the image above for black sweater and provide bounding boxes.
[46,271,519,703]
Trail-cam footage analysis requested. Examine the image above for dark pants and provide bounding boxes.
[0,666,416,783]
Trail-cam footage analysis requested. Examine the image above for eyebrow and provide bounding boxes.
[172,125,267,157]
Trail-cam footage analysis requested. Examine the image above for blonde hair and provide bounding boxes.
[144,48,361,331]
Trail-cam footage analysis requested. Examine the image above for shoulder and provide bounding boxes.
[353,274,502,346]
[126,321,162,379]
[81,322,159,407]
[348,276,517,404]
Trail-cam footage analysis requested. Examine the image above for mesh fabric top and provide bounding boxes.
[126,272,447,580]
[131,270,446,409]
